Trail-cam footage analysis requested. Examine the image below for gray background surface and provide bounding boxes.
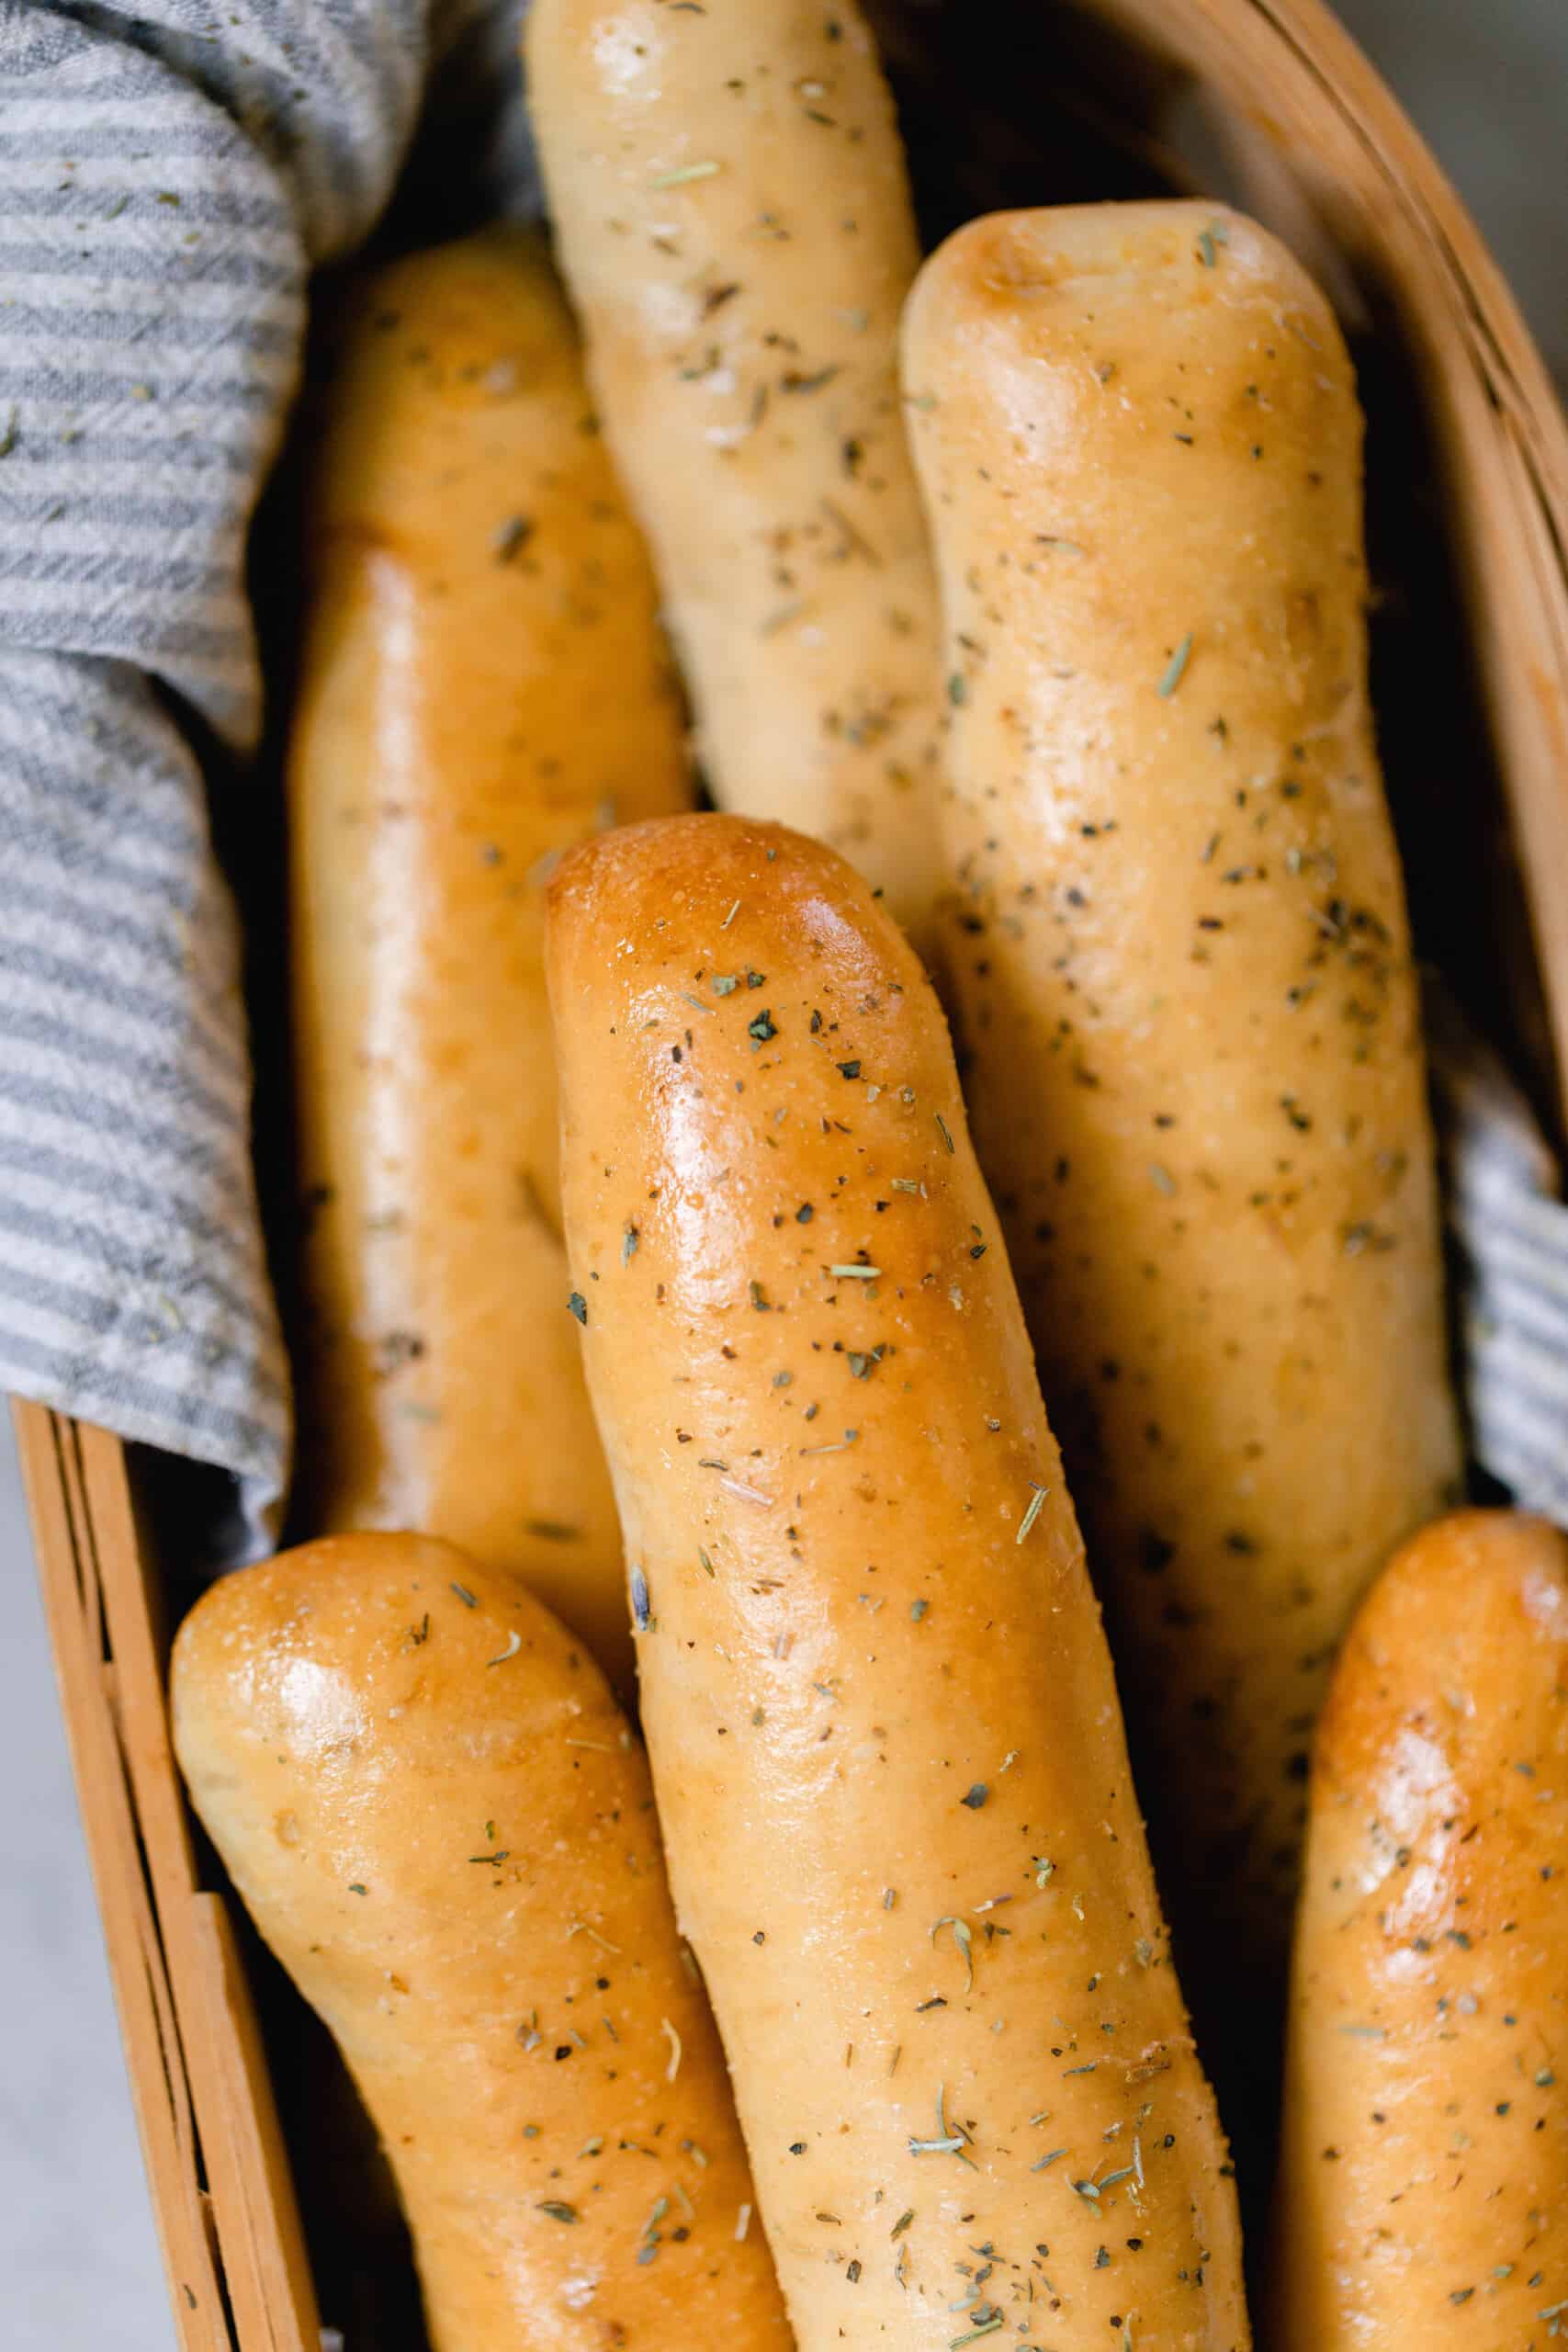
[1,2,1562,2341]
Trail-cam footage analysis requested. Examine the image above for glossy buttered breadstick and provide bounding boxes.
[289,229,690,1689]
[171,1533,792,2352]
[902,202,1461,1981]
[1270,1511,1568,2346]
[547,814,1247,2352]
[526,0,944,947]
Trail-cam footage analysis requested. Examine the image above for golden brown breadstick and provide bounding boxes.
[289,229,691,1687]
[525,0,944,945]
[1270,1510,1568,2346]
[901,199,1461,1984]
[547,812,1248,2352]
[171,1532,793,2352]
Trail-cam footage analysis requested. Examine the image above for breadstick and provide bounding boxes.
[901,200,1461,1984]
[525,0,944,946]
[171,1532,792,2352]
[547,812,1248,2351]
[1270,1510,1568,2346]
[289,228,690,1686]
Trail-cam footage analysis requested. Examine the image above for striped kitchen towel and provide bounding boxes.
[2,0,1566,1539]
[1430,988,1568,1524]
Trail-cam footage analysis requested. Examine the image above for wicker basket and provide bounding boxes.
[15,1,1568,2343]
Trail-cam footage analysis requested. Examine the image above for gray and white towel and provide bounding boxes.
[2,0,1565,1536]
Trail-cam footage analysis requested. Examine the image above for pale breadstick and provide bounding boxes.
[547,812,1248,2352]
[525,0,944,946]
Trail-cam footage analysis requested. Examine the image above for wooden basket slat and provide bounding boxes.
[189,1895,321,2352]
[16,1403,232,2352]
[16,1402,320,2352]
